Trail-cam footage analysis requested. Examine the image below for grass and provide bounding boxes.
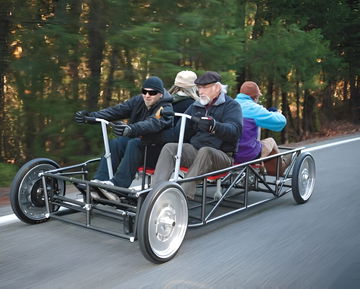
[0,163,18,187]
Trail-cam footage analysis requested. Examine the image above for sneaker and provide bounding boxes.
[90,179,120,202]
[90,191,101,200]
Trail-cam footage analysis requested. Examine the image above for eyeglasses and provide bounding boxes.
[142,89,159,96]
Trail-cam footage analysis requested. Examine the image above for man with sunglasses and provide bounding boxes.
[151,71,243,199]
[74,76,173,201]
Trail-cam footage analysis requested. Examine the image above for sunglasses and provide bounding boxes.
[142,89,159,96]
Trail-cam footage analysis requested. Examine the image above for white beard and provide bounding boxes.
[199,95,210,106]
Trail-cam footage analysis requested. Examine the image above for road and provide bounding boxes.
[1,134,360,289]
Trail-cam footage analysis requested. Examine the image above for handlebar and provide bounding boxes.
[157,110,192,120]
[84,112,193,126]
[83,116,127,128]
[83,116,98,124]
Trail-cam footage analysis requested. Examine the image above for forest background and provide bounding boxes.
[0,0,359,186]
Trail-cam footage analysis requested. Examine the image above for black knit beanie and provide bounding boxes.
[142,76,164,94]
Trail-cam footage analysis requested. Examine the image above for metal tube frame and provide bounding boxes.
[184,147,303,227]
[39,115,304,244]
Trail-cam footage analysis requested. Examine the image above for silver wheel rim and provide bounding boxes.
[18,164,64,220]
[148,187,188,259]
[298,156,315,200]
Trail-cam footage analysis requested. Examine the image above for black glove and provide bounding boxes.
[113,124,132,137]
[74,110,90,123]
[267,107,278,112]
[194,116,216,133]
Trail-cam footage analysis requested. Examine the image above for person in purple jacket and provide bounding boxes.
[234,81,291,175]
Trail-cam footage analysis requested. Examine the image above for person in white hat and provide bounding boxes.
[168,70,199,117]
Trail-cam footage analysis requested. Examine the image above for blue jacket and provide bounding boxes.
[181,92,243,153]
[234,93,286,163]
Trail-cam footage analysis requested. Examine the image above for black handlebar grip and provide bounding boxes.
[84,116,97,124]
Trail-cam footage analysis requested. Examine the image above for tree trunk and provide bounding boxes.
[124,48,136,98]
[68,0,82,100]
[103,47,118,107]
[262,78,274,139]
[321,82,335,120]
[266,77,274,108]
[303,89,317,136]
[235,1,246,91]
[281,90,289,144]
[295,80,302,139]
[350,74,360,124]
[87,0,106,110]
[0,3,12,162]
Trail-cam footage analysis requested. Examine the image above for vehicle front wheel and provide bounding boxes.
[138,182,188,263]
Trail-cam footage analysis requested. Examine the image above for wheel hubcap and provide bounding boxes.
[30,180,47,207]
[155,206,176,242]
[299,158,315,200]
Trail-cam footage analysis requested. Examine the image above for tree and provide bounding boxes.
[245,21,334,141]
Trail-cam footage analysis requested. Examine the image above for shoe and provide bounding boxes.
[90,179,120,202]
[280,153,293,176]
[90,191,101,200]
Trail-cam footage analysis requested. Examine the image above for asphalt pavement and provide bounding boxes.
[1,133,360,289]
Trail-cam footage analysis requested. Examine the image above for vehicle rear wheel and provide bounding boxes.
[292,152,315,204]
[10,158,65,224]
[138,182,188,263]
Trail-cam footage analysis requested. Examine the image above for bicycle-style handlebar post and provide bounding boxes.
[173,113,191,181]
[99,119,114,179]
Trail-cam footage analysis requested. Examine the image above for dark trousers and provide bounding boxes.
[94,137,143,187]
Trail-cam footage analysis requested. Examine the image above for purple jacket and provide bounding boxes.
[234,93,286,163]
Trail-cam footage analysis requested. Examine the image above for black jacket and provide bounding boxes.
[172,94,195,114]
[91,90,174,144]
[182,92,243,153]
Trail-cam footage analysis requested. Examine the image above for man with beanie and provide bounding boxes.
[234,81,290,175]
[145,70,200,167]
[74,76,173,201]
[151,71,243,199]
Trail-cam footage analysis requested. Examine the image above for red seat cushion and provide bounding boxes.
[137,167,155,175]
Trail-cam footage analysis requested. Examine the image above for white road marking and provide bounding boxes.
[0,214,19,226]
[303,136,360,152]
[1,135,360,226]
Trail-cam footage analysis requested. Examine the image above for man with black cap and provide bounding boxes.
[74,76,173,201]
[151,71,243,199]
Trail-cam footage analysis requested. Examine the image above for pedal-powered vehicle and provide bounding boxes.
[10,113,316,263]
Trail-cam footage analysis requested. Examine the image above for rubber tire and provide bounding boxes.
[10,158,65,224]
[292,152,316,204]
[138,182,188,263]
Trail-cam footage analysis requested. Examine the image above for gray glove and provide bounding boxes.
[113,124,132,137]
